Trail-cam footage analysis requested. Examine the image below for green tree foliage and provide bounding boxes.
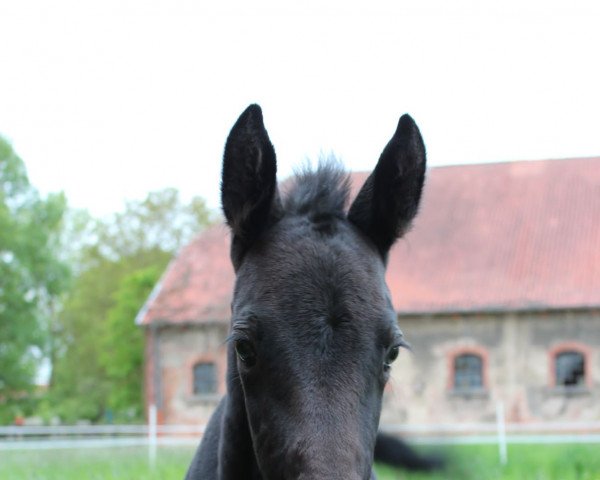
[95,188,212,261]
[0,137,69,423]
[101,267,162,419]
[49,189,212,422]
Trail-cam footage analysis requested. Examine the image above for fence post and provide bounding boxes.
[148,404,157,468]
[496,401,507,466]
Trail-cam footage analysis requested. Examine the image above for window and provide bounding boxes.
[555,351,585,387]
[454,354,483,390]
[193,362,217,395]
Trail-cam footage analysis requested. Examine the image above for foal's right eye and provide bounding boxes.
[384,345,400,367]
[235,339,257,366]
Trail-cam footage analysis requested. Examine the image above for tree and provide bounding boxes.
[95,188,212,261]
[0,137,69,423]
[48,188,213,422]
[101,267,162,419]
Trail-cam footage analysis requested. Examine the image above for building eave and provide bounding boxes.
[397,304,600,318]
[139,318,228,329]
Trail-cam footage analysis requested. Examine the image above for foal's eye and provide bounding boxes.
[384,345,400,366]
[235,339,257,366]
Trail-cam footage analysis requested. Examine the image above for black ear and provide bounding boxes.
[221,104,281,269]
[347,114,426,260]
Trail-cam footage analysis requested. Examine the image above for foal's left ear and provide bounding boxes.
[348,114,426,260]
[221,104,281,269]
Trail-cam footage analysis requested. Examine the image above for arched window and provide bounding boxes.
[555,351,585,387]
[453,354,483,390]
[193,362,217,395]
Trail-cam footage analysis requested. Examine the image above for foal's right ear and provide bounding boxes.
[221,104,281,269]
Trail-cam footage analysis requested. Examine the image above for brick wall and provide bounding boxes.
[146,323,228,425]
[146,309,600,425]
[383,309,600,425]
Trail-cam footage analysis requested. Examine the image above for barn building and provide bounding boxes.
[136,157,600,426]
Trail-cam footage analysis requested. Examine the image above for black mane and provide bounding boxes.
[282,158,351,220]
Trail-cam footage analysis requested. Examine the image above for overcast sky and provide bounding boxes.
[1,0,599,216]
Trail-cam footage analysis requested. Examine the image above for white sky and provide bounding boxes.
[1,0,599,216]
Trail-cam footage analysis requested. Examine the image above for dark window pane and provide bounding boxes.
[454,354,483,389]
[193,362,217,394]
[555,351,585,387]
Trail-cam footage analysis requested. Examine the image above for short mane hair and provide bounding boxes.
[282,158,351,220]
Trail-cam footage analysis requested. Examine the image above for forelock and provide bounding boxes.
[282,157,351,219]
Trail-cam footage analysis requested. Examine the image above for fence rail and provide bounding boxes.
[0,424,205,437]
[3,406,600,470]
[381,421,600,435]
[2,421,600,445]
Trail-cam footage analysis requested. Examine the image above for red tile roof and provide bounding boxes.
[136,224,234,326]
[138,157,600,326]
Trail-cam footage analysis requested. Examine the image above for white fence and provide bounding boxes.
[2,418,600,469]
[4,399,600,473]
[2,421,600,450]
[0,424,205,451]
[2,399,600,467]
[2,423,599,474]
[381,421,600,436]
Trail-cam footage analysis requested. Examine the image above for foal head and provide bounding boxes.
[221,105,426,479]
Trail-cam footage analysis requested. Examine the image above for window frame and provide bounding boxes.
[186,352,225,400]
[447,346,489,396]
[192,361,218,396]
[548,342,592,390]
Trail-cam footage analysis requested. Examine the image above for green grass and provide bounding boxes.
[1,443,599,479]
[0,446,194,480]
[376,444,600,480]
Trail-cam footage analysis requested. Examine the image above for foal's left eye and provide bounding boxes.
[384,345,400,366]
[235,339,257,366]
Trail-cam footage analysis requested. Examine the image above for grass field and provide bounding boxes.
[1,443,599,480]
